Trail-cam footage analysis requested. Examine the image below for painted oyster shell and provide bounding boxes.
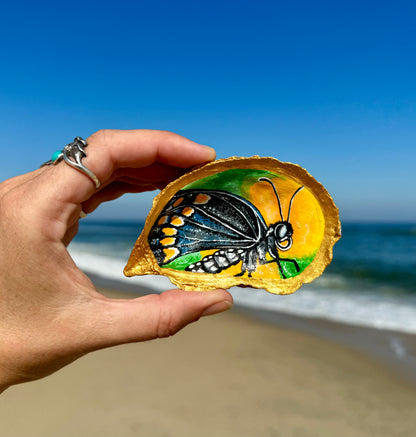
[124,156,341,295]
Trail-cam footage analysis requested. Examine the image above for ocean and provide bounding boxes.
[69,220,416,335]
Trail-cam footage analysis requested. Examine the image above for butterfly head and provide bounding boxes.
[273,221,294,251]
[259,177,304,254]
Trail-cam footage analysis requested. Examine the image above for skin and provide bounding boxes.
[0,129,233,393]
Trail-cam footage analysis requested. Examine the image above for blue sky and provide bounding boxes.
[1,0,415,221]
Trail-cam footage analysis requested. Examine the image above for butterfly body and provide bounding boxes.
[148,180,302,278]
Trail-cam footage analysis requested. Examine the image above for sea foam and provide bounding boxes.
[68,245,416,335]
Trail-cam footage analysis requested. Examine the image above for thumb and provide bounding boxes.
[89,289,233,349]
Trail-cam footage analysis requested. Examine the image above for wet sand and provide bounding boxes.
[0,287,416,437]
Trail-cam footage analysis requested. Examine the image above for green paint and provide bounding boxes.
[279,254,316,278]
[162,251,317,279]
[162,252,202,270]
[184,168,285,199]
[163,168,314,278]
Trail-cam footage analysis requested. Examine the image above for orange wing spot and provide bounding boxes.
[173,197,184,207]
[194,194,211,204]
[158,216,169,225]
[163,247,179,263]
[182,207,194,216]
[160,237,176,246]
[171,216,185,226]
[162,227,177,236]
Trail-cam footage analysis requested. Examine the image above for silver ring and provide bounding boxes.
[41,137,101,189]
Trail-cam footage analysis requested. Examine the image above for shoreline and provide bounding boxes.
[89,272,416,386]
[1,281,416,436]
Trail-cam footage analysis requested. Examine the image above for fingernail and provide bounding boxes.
[201,300,233,317]
[198,144,216,160]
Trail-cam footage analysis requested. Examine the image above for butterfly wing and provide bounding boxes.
[148,189,268,266]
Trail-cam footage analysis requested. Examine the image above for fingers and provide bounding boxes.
[100,129,216,169]
[20,130,216,234]
[88,289,233,349]
[81,182,156,214]
[4,130,216,242]
[81,162,189,213]
[44,129,216,206]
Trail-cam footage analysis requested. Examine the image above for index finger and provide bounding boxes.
[41,129,216,205]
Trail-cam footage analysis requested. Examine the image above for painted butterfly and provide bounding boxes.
[148,177,304,279]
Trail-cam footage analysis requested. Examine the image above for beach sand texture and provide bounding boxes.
[1,288,416,437]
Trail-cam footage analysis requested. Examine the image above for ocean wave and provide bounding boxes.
[309,273,355,290]
[68,245,416,335]
[327,260,416,294]
[232,286,416,334]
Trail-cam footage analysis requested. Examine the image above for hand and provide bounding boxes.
[0,129,233,392]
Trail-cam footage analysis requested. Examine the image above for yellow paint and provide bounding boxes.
[162,227,177,236]
[124,157,340,295]
[182,207,194,216]
[215,258,286,279]
[160,237,176,246]
[181,176,325,281]
[171,216,185,226]
[163,247,179,262]
[249,177,325,260]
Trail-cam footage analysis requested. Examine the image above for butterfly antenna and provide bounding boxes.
[258,177,284,221]
[287,186,304,221]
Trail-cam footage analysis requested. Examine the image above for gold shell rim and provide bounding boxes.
[124,156,341,295]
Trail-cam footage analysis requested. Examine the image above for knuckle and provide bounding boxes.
[155,297,186,338]
[156,305,176,338]
[155,129,177,141]
[88,129,113,147]
[155,292,195,338]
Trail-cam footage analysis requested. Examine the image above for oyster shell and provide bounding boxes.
[124,156,341,294]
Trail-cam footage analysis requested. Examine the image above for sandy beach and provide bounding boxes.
[1,287,416,437]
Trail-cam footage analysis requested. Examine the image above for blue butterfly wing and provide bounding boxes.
[148,189,268,265]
